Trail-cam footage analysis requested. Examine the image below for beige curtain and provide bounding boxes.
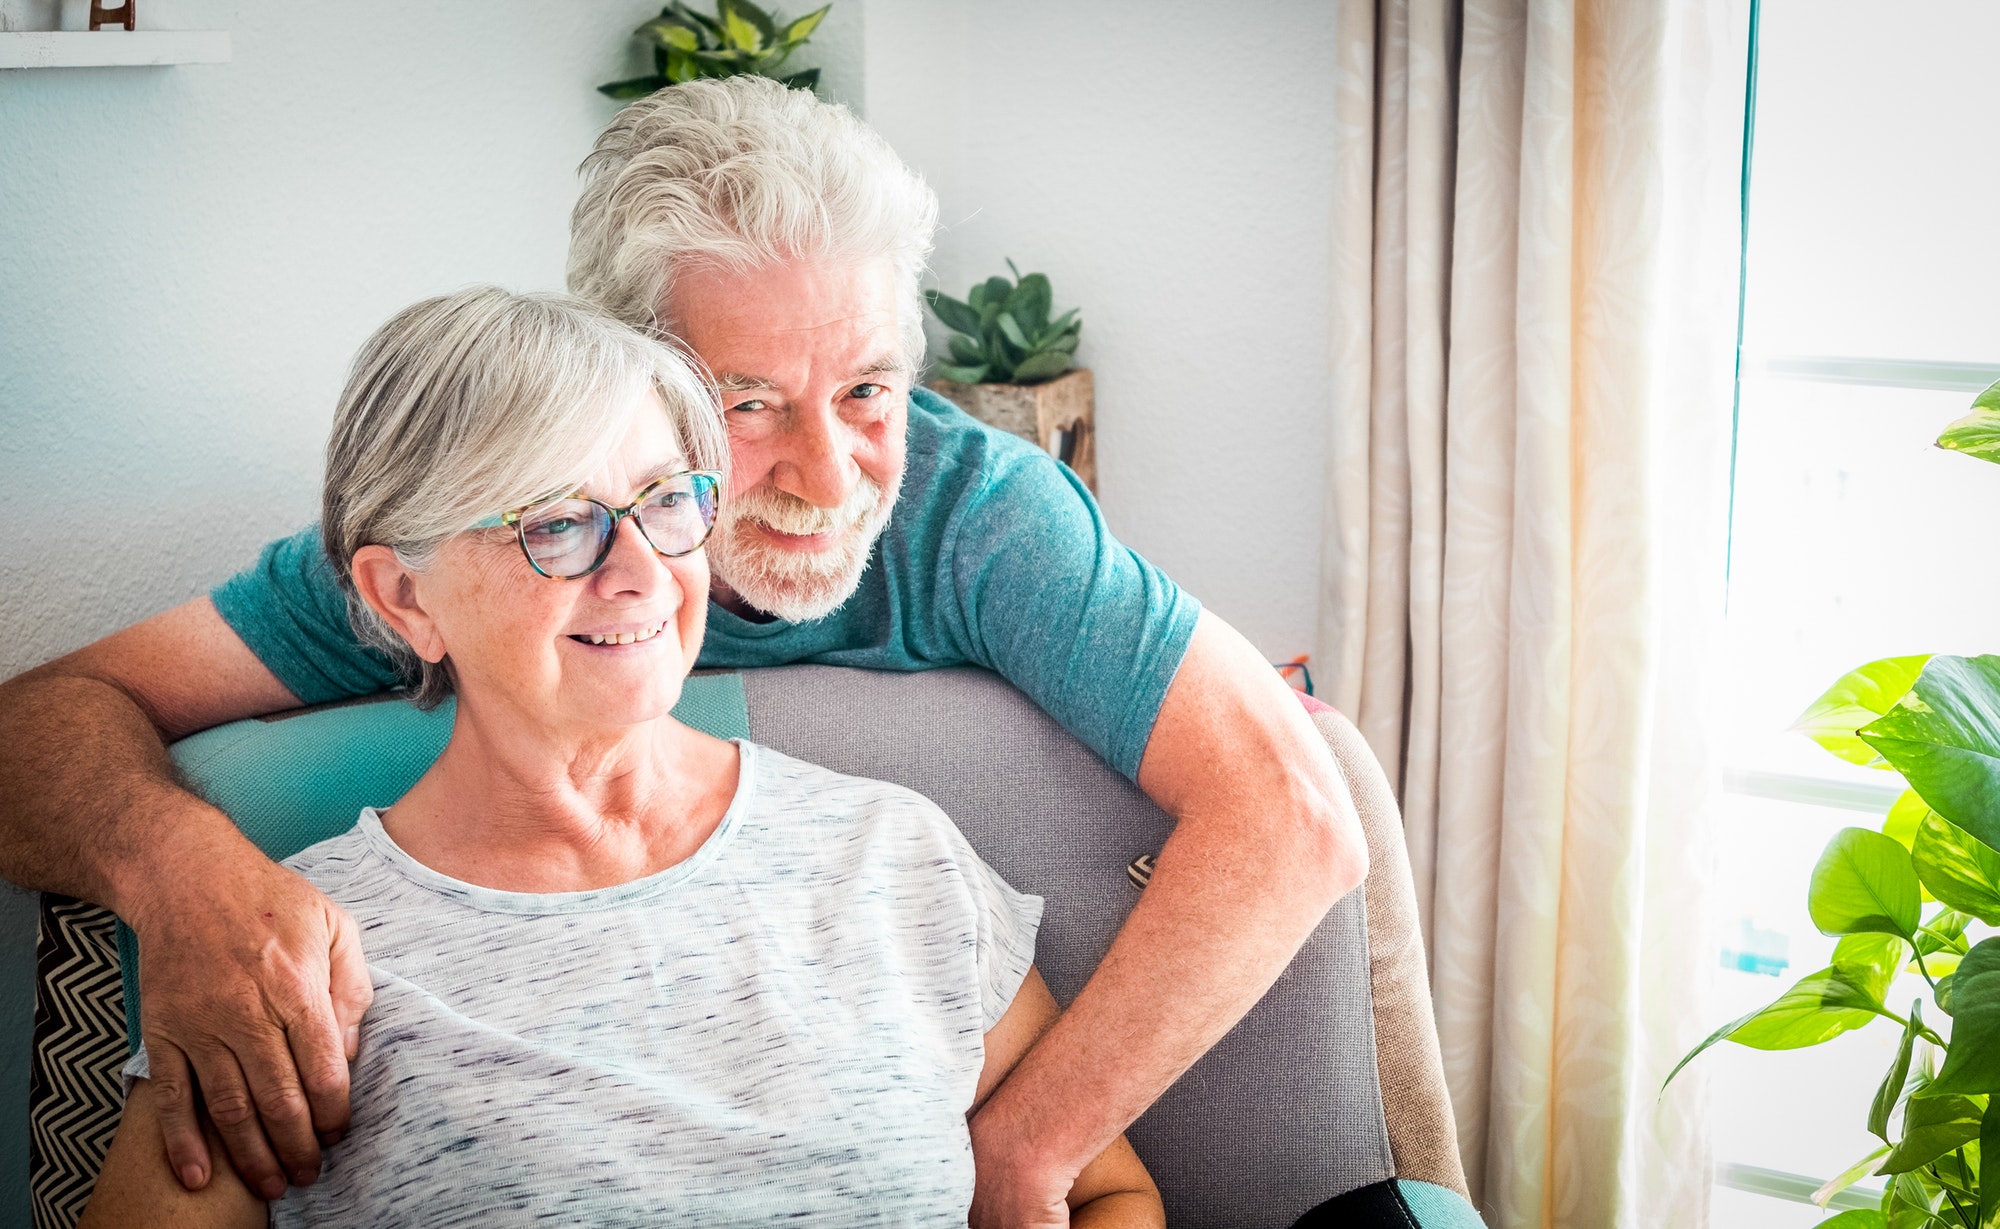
[1321,1,1750,1224]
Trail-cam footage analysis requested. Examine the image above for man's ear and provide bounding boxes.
[349,545,447,664]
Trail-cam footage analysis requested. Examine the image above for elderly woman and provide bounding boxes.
[80,288,1162,1227]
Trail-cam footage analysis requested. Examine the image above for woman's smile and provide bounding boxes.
[566,615,675,647]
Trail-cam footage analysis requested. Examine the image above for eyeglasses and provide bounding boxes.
[473,470,722,580]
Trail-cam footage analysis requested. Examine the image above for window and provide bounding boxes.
[1711,2,2000,1224]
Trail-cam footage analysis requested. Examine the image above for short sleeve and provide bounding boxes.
[941,824,1044,1032]
[121,1042,151,1098]
[947,448,1202,781]
[211,525,405,705]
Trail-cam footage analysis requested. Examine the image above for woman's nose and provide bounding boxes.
[592,514,664,592]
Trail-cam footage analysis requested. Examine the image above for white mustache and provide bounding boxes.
[725,475,883,536]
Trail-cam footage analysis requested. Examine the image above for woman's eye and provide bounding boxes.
[730,398,768,413]
[524,517,582,540]
[850,383,882,399]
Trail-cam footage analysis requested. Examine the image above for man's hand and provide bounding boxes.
[128,850,373,1198]
[967,1120,1076,1229]
[129,852,373,1198]
[0,598,378,1194]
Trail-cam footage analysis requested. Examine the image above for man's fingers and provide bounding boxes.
[294,907,368,1148]
[327,908,373,1062]
[188,1044,290,1201]
[233,1028,326,1189]
[144,1043,212,1192]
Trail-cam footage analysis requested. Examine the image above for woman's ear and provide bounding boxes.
[350,545,447,664]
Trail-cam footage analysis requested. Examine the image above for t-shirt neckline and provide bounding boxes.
[355,739,756,915]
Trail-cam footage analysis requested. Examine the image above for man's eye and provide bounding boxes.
[850,383,883,399]
[730,398,768,413]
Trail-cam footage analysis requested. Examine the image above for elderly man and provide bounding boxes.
[0,78,1364,1223]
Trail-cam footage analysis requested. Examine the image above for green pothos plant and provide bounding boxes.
[599,0,830,100]
[1668,377,2000,1228]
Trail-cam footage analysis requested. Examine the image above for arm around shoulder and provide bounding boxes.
[0,595,376,1203]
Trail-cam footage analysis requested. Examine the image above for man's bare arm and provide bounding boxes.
[0,598,374,1199]
[967,610,1367,1216]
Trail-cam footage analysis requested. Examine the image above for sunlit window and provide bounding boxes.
[1710,2,2000,1224]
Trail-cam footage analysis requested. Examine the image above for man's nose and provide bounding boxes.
[772,400,856,508]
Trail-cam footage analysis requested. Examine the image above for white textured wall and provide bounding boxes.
[864,0,1338,663]
[0,4,859,1218]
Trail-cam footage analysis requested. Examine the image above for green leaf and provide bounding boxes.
[598,76,672,99]
[1885,790,1929,851]
[1813,1212,1887,1229]
[782,3,831,45]
[982,275,1014,312]
[1880,1091,1986,1173]
[1912,811,2000,923]
[1815,1144,1892,1208]
[1872,1003,1923,1141]
[1981,1094,2000,1227]
[925,290,983,338]
[1006,272,1053,332]
[1009,350,1074,384]
[668,1,723,40]
[716,0,772,50]
[775,67,820,91]
[1836,933,1910,1003]
[1665,964,1888,1090]
[1861,655,2000,853]
[946,335,983,366]
[1916,910,1972,959]
[1936,377,2000,465]
[1884,1170,1938,1229]
[1795,656,1933,768]
[934,363,988,385]
[1811,828,1922,939]
[1931,938,2000,1093]
[639,17,703,49]
[995,312,1031,351]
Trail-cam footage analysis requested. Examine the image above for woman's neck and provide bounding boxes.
[380,698,741,894]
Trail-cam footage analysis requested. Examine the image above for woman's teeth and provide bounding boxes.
[577,621,666,645]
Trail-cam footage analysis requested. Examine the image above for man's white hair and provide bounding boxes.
[322,287,728,708]
[567,76,939,362]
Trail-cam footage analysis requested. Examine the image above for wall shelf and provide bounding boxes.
[0,30,229,68]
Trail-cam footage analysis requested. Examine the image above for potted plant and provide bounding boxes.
[925,261,1094,491]
[1668,378,2000,1227]
[599,0,830,99]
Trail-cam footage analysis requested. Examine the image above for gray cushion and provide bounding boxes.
[744,665,1395,1227]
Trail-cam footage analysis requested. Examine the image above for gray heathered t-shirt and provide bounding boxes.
[129,741,1043,1226]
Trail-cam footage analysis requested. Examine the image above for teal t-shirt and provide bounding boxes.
[212,389,1199,780]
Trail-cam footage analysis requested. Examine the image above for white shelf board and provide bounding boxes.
[0,30,229,68]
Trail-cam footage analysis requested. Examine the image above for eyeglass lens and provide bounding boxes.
[516,473,718,578]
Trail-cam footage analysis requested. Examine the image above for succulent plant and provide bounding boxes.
[926,261,1082,385]
[598,0,830,100]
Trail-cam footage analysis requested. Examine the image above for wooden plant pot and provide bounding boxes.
[928,367,1096,492]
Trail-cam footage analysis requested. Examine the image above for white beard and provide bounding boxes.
[706,471,898,623]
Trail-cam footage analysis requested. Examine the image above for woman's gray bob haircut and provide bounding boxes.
[321,286,728,708]
[568,76,939,362]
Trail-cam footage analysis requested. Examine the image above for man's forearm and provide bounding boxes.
[0,669,252,916]
[972,773,1357,1173]
[969,613,1367,1181]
